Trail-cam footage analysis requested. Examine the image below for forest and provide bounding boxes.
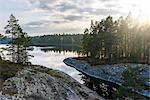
[31,34,83,47]
[81,14,150,64]
[0,0,150,99]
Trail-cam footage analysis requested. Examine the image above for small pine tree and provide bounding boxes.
[115,65,148,99]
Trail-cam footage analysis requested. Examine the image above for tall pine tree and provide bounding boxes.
[4,14,31,64]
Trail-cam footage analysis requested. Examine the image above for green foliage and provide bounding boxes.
[115,65,148,99]
[4,14,32,64]
[82,14,150,64]
[46,69,67,80]
[123,66,146,89]
[31,34,83,47]
[0,60,23,79]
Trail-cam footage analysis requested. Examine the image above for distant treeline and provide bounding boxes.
[31,34,83,47]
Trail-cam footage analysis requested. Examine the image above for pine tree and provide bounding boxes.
[82,14,149,64]
[4,14,31,64]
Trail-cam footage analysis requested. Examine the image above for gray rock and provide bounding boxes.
[63,58,150,97]
[1,67,104,100]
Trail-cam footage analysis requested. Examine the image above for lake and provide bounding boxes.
[0,45,122,99]
[29,46,84,83]
[0,44,84,84]
[28,46,119,99]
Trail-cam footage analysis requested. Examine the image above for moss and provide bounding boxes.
[3,89,17,96]
[46,69,67,80]
[0,60,23,80]
[47,69,62,78]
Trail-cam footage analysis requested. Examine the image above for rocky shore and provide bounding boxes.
[0,64,104,100]
[63,58,150,98]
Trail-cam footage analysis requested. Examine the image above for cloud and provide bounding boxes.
[56,2,77,12]
[24,21,44,28]
[23,20,86,36]
[24,20,70,28]
[52,20,68,24]
[63,15,84,21]
[88,8,122,15]
[21,0,125,32]
[30,0,121,16]
[0,0,134,35]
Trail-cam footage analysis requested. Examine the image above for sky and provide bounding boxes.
[0,0,150,36]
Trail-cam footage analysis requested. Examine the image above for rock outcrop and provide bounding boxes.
[63,58,150,98]
[0,66,104,100]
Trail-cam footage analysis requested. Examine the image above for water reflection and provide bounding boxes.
[29,46,84,84]
[82,75,118,99]
[0,44,119,99]
[40,46,81,54]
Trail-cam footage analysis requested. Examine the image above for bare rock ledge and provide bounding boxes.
[0,65,104,100]
[63,58,150,98]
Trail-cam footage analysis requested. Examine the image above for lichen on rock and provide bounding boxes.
[1,67,104,100]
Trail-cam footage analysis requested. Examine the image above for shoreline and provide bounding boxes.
[0,60,104,100]
[63,57,150,98]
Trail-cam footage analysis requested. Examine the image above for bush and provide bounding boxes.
[115,65,148,99]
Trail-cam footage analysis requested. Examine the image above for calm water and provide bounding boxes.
[0,44,119,99]
[30,47,118,99]
[0,45,84,83]
[29,46,84,83]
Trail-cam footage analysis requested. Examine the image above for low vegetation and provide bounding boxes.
[0,60,31,79]
[115,65,149,99]
[46,69,66,79]
[0,59,23,80]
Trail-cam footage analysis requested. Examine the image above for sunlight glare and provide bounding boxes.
[130,0,150,22]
